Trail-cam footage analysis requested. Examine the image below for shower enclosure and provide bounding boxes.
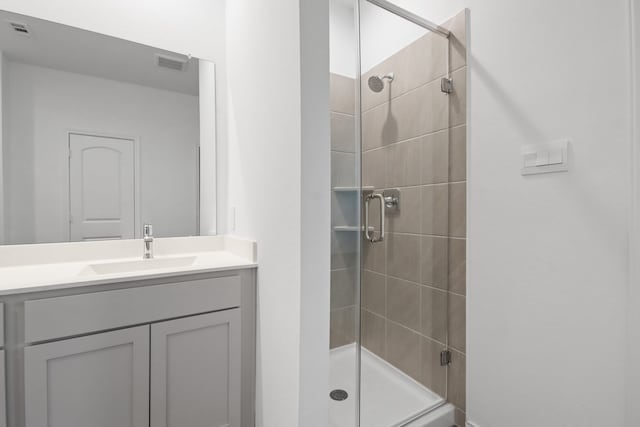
[329,1,467,426]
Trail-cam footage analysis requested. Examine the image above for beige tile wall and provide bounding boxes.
[330,73,358,348]
[360,10,468,422]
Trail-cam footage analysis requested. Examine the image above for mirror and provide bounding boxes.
[0,11,217,245]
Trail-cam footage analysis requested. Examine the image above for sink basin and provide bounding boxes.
[80,256,198,276]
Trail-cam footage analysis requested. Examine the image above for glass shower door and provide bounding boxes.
[330,1,466,426]
[358,1,456,425]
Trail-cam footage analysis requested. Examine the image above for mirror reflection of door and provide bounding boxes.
[69,133,135,241]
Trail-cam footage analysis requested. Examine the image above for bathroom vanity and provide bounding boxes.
[0,8,253,427]
[0,236,257,427]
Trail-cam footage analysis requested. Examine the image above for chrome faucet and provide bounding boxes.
[143,224,154,259]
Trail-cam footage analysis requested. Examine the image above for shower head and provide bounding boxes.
[367,73,394,93]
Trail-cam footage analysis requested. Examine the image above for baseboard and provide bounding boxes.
[466,421,480,427]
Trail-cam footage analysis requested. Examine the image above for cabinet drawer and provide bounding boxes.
[25,275,241,343]
[0,304,4,347]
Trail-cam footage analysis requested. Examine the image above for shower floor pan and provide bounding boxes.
[329,344,454,427]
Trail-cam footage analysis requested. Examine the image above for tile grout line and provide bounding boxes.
[362,308,462,356]
[362,123,467,154]
[363,268,467,298]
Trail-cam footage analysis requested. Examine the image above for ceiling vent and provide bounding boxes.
[155,54,187,72]
[8,21,30,36]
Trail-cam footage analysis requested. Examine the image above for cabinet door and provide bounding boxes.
[151,309,241,427]
[0,350,5,427]
[25,325,149,427]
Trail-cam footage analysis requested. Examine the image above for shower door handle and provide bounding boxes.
[365,193,385,243]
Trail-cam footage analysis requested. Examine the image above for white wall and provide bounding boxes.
[466,2,630,425]
[226,0,330,426]
[225,2,301,423]
[330,0,356,77]
[0,0,230,234]
[360,0,464,72]
[333,0,446,76]
[360,1,426,72]
[4,61,199,243]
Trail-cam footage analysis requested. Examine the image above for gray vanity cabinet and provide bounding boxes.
[2,269,256,427]
[22,309,243,427]
[24,326,150,427]
[150,309,241,427]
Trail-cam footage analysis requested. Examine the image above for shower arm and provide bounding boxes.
[365,0,451,39]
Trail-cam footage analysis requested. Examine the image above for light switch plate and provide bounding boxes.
[521,140,570,175]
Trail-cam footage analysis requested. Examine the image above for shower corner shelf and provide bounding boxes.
[332,186,375,193]
[333,225,373,232]
[333,226,360,232]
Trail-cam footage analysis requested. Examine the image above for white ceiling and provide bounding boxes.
[0,10,199,95]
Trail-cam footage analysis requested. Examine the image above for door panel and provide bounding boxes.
[150,310,241,427]
[69,133,135,241]
[24,326,150,427]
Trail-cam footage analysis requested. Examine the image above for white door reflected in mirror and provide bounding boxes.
[69,134,136,242]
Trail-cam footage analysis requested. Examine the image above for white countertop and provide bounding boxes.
[0,236,257,295]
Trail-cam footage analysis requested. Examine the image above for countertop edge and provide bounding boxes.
[0,262,258,297]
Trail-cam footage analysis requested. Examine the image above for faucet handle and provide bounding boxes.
[143,224,153,238]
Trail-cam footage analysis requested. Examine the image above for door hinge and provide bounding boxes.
[440,77,453,94]
[440,350,452,366]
